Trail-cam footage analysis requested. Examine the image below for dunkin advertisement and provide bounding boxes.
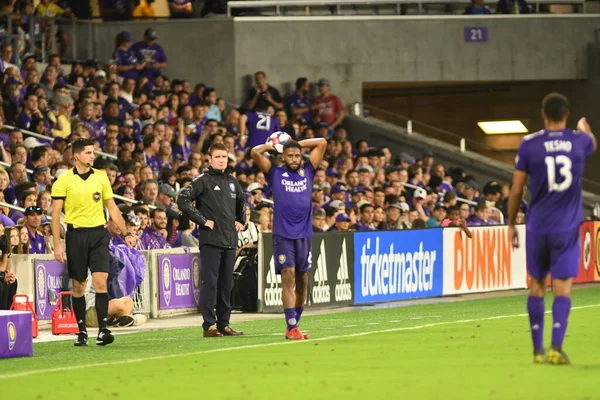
[157,253,201,310]
[442,225,528,295]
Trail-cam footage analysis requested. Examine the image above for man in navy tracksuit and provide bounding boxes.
[177,143,246,337]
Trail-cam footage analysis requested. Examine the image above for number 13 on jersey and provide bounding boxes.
[545,155,572,192]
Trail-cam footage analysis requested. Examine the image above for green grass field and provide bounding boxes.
[3,286,600,400]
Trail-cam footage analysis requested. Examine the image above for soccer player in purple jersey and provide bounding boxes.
[239,104,280,149]
[508,93,596,365]
[252,137,327,340]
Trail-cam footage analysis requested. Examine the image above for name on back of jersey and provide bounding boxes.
[544,140,572,153]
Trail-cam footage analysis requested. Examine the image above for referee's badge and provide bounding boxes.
[93,192,101,202]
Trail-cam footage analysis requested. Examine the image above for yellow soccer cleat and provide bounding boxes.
[533,349,547,364]
[547,347,571,365]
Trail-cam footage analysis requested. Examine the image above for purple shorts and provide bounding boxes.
[272,235,312,274]
[526,227,580,280]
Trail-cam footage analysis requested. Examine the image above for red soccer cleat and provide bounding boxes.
[285,328,305,340]
[298,327,310,339]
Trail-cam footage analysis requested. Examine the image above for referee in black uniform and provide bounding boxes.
[51,138,129,347]
[177,142,247,337]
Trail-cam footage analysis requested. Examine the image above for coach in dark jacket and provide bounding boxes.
[177,143,246,337]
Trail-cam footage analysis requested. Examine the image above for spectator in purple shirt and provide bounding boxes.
[143,133,162,176]
[107,82,137,121]
[15,93,43,130]
[169,0,193,18]
[139,208,171,250]
[288,77,311,123]
[114,31,142,80]
[466,201,494,226]
[24,206,48,254]
[355,203,377,231]
[131,28,168,81]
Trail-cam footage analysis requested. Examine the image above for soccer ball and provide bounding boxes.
[266,131,291,153]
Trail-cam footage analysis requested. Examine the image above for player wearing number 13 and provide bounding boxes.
[508,93,597,365]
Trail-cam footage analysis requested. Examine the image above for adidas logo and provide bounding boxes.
[531,324,540,330]
[553,322,561,329]
[312,241,331,304]
[264,255,282,307]
[214,185,221,190]
[282,172,289,177]
[335,238,352,301]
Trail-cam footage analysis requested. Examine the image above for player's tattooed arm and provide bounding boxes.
[298,138,327,169]
[251,144,273,174]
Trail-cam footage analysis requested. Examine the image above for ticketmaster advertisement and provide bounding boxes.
[353,230,444,304]
[260,233,354,312]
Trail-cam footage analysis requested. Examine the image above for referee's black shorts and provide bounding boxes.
[65,225,110,282]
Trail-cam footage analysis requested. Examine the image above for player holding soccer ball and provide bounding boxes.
[251,132,327,340]
[508,93,596,365]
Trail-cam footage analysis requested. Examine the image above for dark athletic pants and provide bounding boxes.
[199,244,236,331]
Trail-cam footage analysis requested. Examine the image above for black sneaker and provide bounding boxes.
[117,315,135,327]
[96,328,115,346]
[74,331,88,347]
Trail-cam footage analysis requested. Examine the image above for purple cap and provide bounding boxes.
[330,184,347,194]
[335,213,351,223]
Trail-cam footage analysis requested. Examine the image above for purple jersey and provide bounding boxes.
[288,92,311,123]
[15,112,32,130]
[516,128,594,233]
[245,111,280,149]
[144,152,162,175]
[267,159,315,239]
[28,230,47,254]
[113,48,139,80]
[139,226,171,250]
[131,42,167,80]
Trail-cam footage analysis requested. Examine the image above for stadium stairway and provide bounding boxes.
[344,115,600,215]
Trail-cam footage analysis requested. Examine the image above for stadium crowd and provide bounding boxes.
[0,27,529,255]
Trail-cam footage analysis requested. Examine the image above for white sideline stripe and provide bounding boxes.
[2,303,599,380]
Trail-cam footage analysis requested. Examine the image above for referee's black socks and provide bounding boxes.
[73,296,87,333]
[95,293,109,330]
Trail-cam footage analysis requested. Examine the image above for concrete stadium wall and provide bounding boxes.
[232,15,597,106]
[88,15,600,107]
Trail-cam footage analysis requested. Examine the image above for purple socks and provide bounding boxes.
[295,306,304,324]
[527,296,545,351]
[552,296,571,349]
[527,295,572,351]
[284,308,297,332]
